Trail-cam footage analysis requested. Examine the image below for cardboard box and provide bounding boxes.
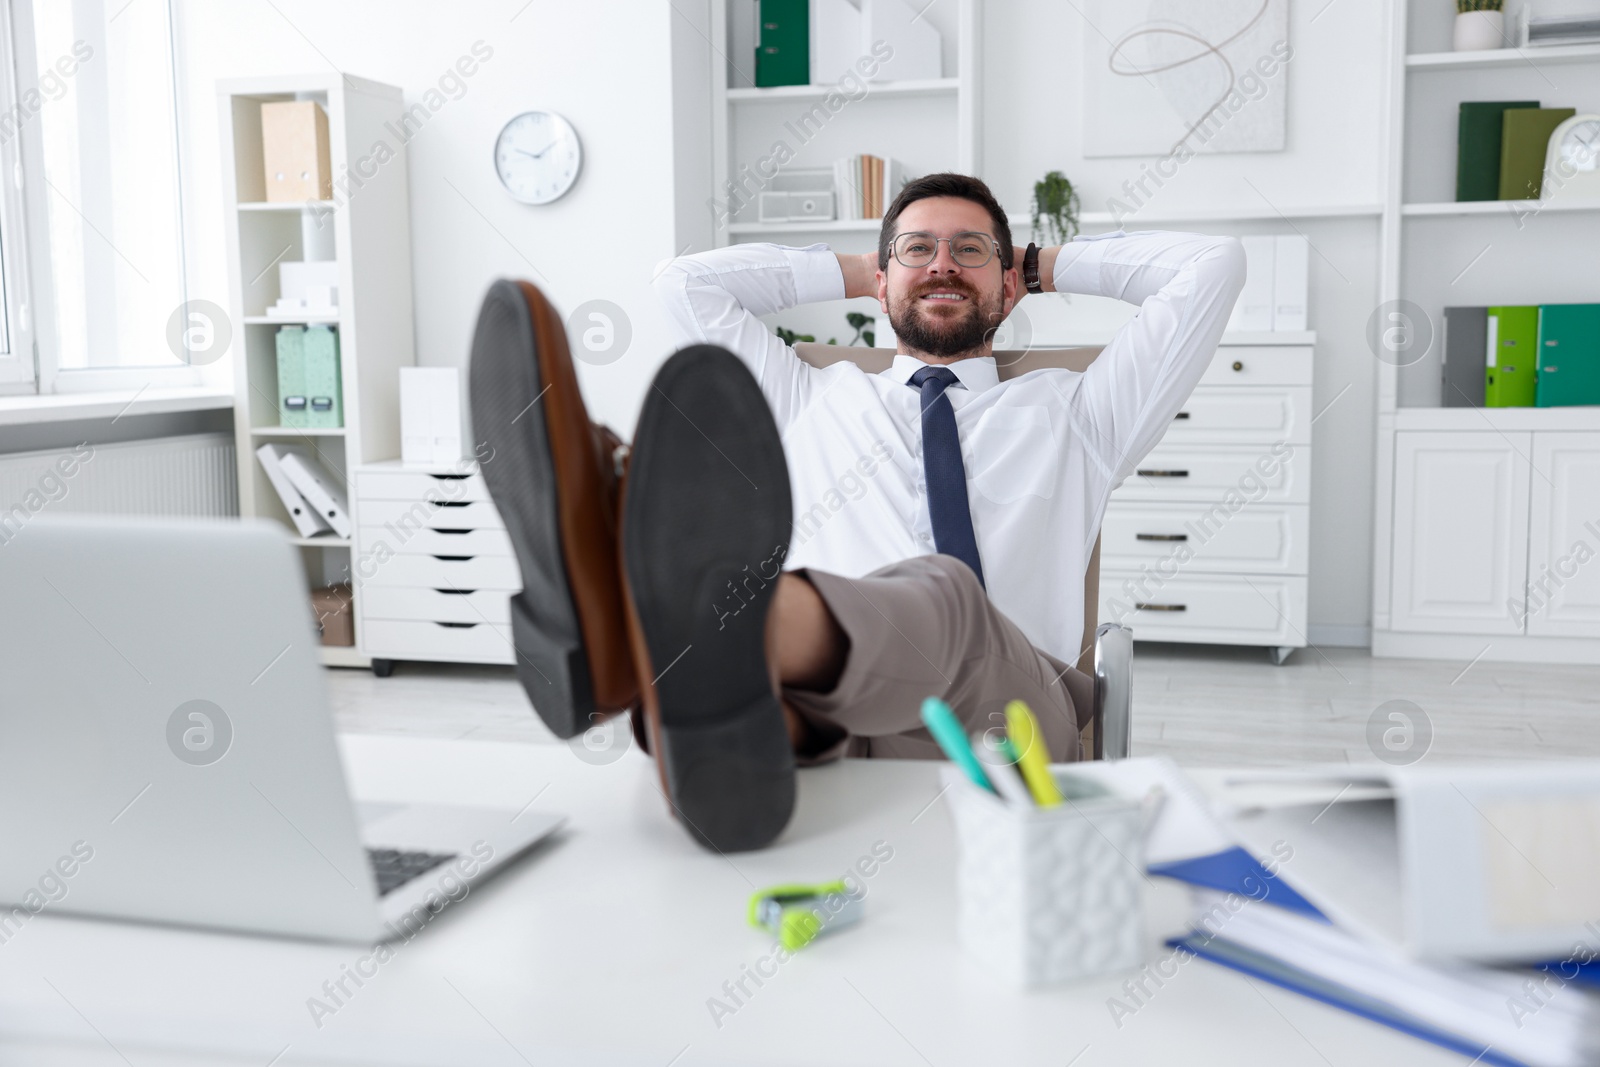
[311,583,354,647]
[262,100,332,202]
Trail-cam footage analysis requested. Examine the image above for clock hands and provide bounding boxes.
[514,141,559,160]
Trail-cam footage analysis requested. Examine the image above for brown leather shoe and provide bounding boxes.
[468,280,638,738]
[619,345,796,852]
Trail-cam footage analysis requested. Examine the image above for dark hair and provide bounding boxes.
[878,173,1014,272]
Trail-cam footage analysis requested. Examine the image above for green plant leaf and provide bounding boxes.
[1031,169,1081,247]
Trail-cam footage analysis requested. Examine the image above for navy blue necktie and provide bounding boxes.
[909,366,985,587]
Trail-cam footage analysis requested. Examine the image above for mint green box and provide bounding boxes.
[302,325,344,428]
[274,326,308,428]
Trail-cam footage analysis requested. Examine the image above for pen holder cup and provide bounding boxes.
[943,765,1146,987]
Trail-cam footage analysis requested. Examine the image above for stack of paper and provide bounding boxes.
[1068,758,1600,1067]
[832,155,905,220]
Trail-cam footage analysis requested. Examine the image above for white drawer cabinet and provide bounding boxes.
[1100,572,1307,647]
[1101,503,1308,575]
[1114,443,1308,504]
[354,460,520,672]
[1105,339,1314,661]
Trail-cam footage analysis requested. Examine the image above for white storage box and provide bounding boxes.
[943,765,1146,986]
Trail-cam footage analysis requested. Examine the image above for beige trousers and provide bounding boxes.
[785,554,1092,764]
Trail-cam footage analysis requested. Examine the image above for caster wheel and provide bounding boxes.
[372,658,394,678]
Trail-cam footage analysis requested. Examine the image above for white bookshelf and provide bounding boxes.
[705,0,977,344]
[709,0,978,242]
[1369,3,1600,662]
[218,73,417,670]
[1405,42,1600,69]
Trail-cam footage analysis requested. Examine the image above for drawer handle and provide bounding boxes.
[1135,533,1188,542]
[1135,602,1187,612]
[432,555,475,562]
[1232,360,1243,371]
[1136,469,1189,478]
[435,621,478,629]
[433,528,473,535]
[434,588,477,595]
[430,474,470,481]
[432,500,471,508]
[1173,412,1191,420]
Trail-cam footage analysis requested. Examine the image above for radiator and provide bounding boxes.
[0,433,237,524]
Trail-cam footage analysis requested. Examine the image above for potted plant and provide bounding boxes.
[1454,0,1505,52]
[1030,171,1080,247]
[776,312,875,348]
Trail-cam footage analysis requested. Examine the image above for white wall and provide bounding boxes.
[175,0,683,434]
[977,0,1388,644]
[177,0,1387,643]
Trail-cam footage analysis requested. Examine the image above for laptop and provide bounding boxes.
[0,515,563,943]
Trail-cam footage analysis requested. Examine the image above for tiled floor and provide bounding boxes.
[326,641,1600,767]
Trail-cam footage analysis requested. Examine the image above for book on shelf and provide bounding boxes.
[831,154,905,220]
[1456,101,1539,203]
[1499,107,1577,200]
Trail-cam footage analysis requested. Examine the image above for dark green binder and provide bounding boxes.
[1456,101,1539,202]
[1485,306,1539,407]
[755,0,808,88]
[1535,304,1600,407]
[1499,107,1576,200]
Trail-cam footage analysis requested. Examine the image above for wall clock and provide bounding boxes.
[494,110,581,205]
[1543,114,1600,202]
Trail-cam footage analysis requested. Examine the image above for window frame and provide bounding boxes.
[0,0,200,396]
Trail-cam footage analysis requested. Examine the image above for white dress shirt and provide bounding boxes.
[652,230,1246,665]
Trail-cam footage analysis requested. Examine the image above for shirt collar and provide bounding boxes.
[887,353,1000,396]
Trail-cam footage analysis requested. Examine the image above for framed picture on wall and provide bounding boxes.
[1082,0,1290,158]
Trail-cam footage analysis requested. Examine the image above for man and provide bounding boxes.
[469,173,1244,853]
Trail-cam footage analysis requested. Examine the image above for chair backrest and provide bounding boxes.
[792,343,1105,674]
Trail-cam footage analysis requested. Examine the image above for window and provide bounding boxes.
[0,0,192,395]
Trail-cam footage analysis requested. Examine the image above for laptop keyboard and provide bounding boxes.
[366,847,456,897]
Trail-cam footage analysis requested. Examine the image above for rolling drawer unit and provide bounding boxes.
[354,460,522,674]
[1098,338,1315,663]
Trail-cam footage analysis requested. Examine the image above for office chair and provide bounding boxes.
[793,342,1133,761]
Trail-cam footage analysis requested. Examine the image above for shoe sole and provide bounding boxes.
[623,345,796,852]
[468,280,593,739]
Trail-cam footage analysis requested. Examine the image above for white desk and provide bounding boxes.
[0,737,1461,1066]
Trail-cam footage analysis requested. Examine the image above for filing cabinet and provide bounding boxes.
[1099,339,1314,662]
[354,460,522,673]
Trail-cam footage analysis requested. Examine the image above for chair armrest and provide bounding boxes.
[1092,622,1133,760]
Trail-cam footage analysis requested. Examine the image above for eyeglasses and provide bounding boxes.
[890,231,999,269]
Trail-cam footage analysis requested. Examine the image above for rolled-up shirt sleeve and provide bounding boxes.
[652,243,845,429]
[1050,230,1247,487]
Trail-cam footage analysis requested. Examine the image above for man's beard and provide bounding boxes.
[887,280,1004,358]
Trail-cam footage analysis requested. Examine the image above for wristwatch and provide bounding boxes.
[1023,243,1043,295]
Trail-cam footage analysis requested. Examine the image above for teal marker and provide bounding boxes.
[920,697,994,793]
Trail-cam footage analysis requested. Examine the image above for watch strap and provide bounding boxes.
[1023,242,1043,294]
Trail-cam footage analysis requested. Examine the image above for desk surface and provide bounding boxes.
[0,736,1459,1066]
